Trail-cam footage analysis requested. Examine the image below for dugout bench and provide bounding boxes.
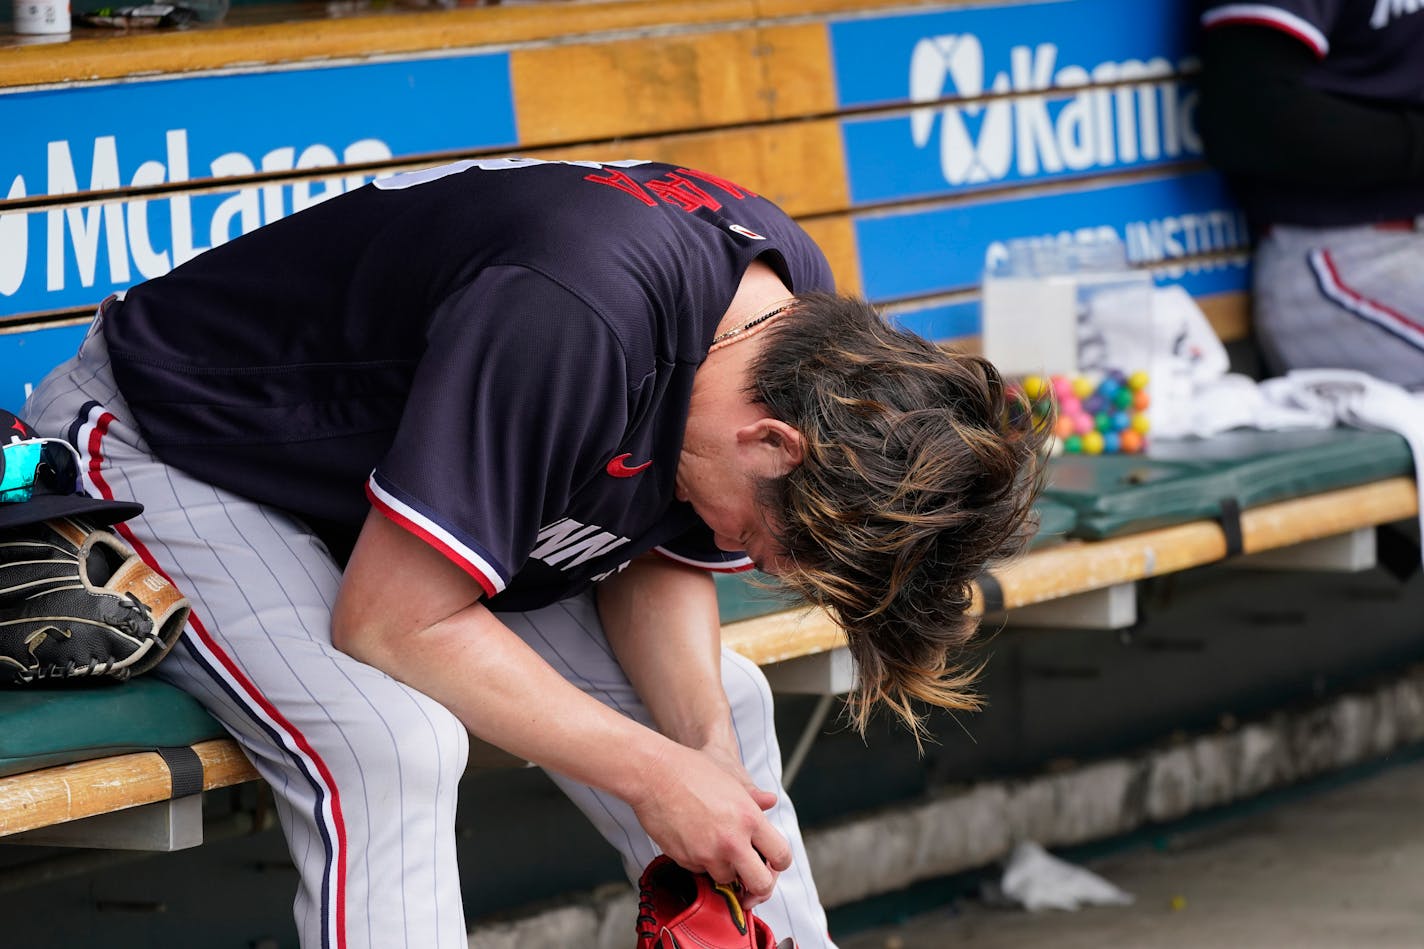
[2,427,1417,849]
[1,0,1418,897]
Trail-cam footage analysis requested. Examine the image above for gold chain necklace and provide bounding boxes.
[708,301,795,353]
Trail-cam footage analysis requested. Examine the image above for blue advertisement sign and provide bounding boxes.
[855,169,1250,304]
[888,300,981,344]
[2,321,88,410]
[830,0,1200,203]
[0,53,516,319]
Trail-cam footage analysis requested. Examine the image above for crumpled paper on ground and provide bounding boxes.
[997,841,1134,912]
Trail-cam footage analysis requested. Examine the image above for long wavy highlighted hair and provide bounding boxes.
[748,293,1051,743]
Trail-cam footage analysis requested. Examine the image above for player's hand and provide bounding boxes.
[696,738,783,907]
[628,741,792,908]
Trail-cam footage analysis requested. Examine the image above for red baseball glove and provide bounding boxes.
[636,855,796,949]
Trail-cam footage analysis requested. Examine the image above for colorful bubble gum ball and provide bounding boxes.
[1074,413,1096,435]
[1071,376,1094,400]
[1128,370,1150,391]
[1133,390,1151,411]
[1082,431,1105,455]
[1053,375,1075,399]
[1054,415,1076,439]
[1098,377,1121,400]
[1113,387,1135,410]
[1084,393,1105,413]
[1022,375,1047,400]
[1131,414,1151,434]
[1103,432,1121,453]
[1094,412,1113,432]
[1112,411,1132,431]
[1064,434,1083,453]
[1057,394,1082,417]
[1120,430,1143,453]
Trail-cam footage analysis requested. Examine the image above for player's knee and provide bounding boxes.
[347,700,470,797]
[401,705,471,786]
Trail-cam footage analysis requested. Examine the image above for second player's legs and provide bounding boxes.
[498,593,837,949]
[1255,224,1424,390]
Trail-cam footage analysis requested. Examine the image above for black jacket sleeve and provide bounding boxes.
[1197,23,1424,188]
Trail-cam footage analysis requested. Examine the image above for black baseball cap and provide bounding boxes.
[0,409,144,530]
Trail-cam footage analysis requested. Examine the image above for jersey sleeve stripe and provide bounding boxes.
[653,546,757,573]
[1201,5,1329,58]
[366,475,507,597]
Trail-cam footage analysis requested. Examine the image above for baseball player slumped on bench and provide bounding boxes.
[25,158,1045,949]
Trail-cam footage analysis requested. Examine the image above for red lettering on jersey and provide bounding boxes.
[584,169,657,207]
[677,168,757,200]
[646,174,723,213]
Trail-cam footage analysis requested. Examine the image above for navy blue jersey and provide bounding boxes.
[1203,0,1424,101]
[103,158,835,610]
[1201,1,1424,225]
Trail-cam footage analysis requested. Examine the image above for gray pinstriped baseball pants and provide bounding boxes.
[25,315,835,949]
[1254,223,1424,391]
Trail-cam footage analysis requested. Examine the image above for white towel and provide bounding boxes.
[1155,372,1335,440]
[1257,369,1424,546]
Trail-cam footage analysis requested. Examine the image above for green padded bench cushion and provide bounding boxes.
[716,571,791,625]
[714,499,1080,624]
[0,678,228,779]
[1044,428,1414,540]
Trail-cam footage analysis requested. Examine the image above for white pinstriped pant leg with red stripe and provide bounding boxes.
[25,325,471,949]
[24,319,837,949]
[1255,223,1424,391]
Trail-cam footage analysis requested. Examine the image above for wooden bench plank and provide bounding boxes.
[1242,478,1418,552]
[994,478,1420,608]
[0,739,257,838]
[723,478,1421,665]
[723,605,843,667]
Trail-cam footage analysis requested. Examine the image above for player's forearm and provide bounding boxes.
[339,599,672,802]
[333,510,671,798]
[597,554,736,751]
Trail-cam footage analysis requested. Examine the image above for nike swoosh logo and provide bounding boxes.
[606,453,652,478]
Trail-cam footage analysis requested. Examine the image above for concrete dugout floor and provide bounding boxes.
[840,756,1424,949]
